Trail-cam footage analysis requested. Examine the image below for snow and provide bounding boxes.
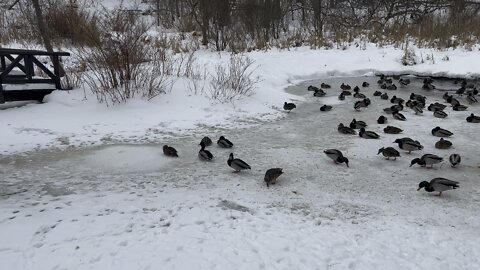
[1,46,480,269]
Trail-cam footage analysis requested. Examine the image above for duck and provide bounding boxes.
[422,82,435,90]
[456,86,466,96]
[323,149,349,167]
[320,104,332,111]
[354,92,366,99]
[342,90,352,96]
[399,78,410,86]
[417,178,459,196]
[321,82,331,89]
[433,110,448,119]
[377,147,400,160]
[201,136,213,147]
[362,82,370,87]
[264,168,283,188]
[391,103,404,112]
[466,113,480,123]
[377,115,387,124]
[380,92,389,100]
[373,90,382,96]
[410,154,443,168]
[393,138,423,153]
[359,128,380,139]
[428,103,446,111]
[391,96,404,104]
[338,123,356,135]
[449,154,461,167]
[353,86,360,92]
[198,141,214,161]
[392,110,407,121]
[227,153,251,172]
[384,125,403,134]
[431,126,453,137]
[340,83,351,90]
[443,92,451,101]
[217,136,234,148]
[354,98,371,111]
[284,102,296,112]
[447,95,460,107]
[350,119,367,129]
[385,77,393,84]
[313,89,326,97]
[383,107,395,114]
[338,92,345,100]
[163,145,179,157]
[467,92,478,104]
[410,93,426,103]
[380,83,387,89]
[387,84,397,90]
[435,138,452,149]
[411,105,423,115]
[452,104,468,111]
[377,75,385,84]
[307,85,319,91]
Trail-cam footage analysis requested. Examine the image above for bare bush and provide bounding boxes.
[207,54,260,103]
[77,9,174,105]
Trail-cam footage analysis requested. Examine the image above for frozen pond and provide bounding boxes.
[1,76,480,270]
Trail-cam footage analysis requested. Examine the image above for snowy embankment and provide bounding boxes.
[0,44,479,155]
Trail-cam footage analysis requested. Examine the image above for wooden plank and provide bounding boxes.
[32,57,57,80]
[0,48,70,57]
[4,54,26,74]
[1,78,54,84]
[0,56,5,71]
[3,89,54,102]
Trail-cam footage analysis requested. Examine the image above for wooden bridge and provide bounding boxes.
[0,48,70,104]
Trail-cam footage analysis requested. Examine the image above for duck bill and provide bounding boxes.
[417,187,421,191]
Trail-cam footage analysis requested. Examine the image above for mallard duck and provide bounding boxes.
[431,126,453,137]
[217,136,234,148]
[435,138,452,149]
[466,113,480,123]
[320,104,332,111]
[391,103,404,112]
[307,85,319,91]
[284,102,296,112]
[321,83,331,89]
[163,145,178,157]
[342,90,352,96]
[377,147,400,160]
[338,123,356,135]
[417,178,459,196]
[380,83,387,89]
[354,98,371,111]
[264,168,283,187]
[201,136,213,147]
[391,96,404,104]
[410,93,426,103]
[393,138,423,153]
[456,86,466,96]
[384,125,403,134]
[387,84,397,90]
[314,89,326,97]
[392,110,406,121]
[340,83,351,90]
[362,82,369,87]
[350,119,367,129]
[354,92,366,99]
[399,78,410,86]
[410,154,443,168]
[227,153,251,172]
[373,90,382,96]
[359,128,380,139]
[383,107,395,114]
[411,105,423,115]
[353,86,360,92]
[428,103,446,111]
[453,104,468,111]
[380,92,389,100]
[338,92,345,100]
[198,141,214,161]
[377,75,385,84]
[467,92,478,104]
[447,95,460,107]
[433,110,448,119]
[323,149,349,167]
[449,154,461,167]
[377,115,387,124]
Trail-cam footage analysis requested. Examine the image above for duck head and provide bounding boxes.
[377,147,384,155]
[341,157,349,167]
[410,158,422,167]
[417,181,430,191]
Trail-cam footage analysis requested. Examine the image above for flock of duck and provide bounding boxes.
[163,75,478,197]
[285,75,478,196]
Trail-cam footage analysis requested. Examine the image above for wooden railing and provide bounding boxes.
[0,48,70,103]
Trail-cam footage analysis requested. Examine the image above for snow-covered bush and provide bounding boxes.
[207,54,260,103]
[401,47,417,66]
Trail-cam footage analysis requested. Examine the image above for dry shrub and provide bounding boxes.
[77,9,174,105]
[207,54,260,103]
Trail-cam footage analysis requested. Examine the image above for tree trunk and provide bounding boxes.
[31,0,65,77]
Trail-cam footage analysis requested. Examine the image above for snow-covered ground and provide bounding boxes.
[1,48,480,269]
